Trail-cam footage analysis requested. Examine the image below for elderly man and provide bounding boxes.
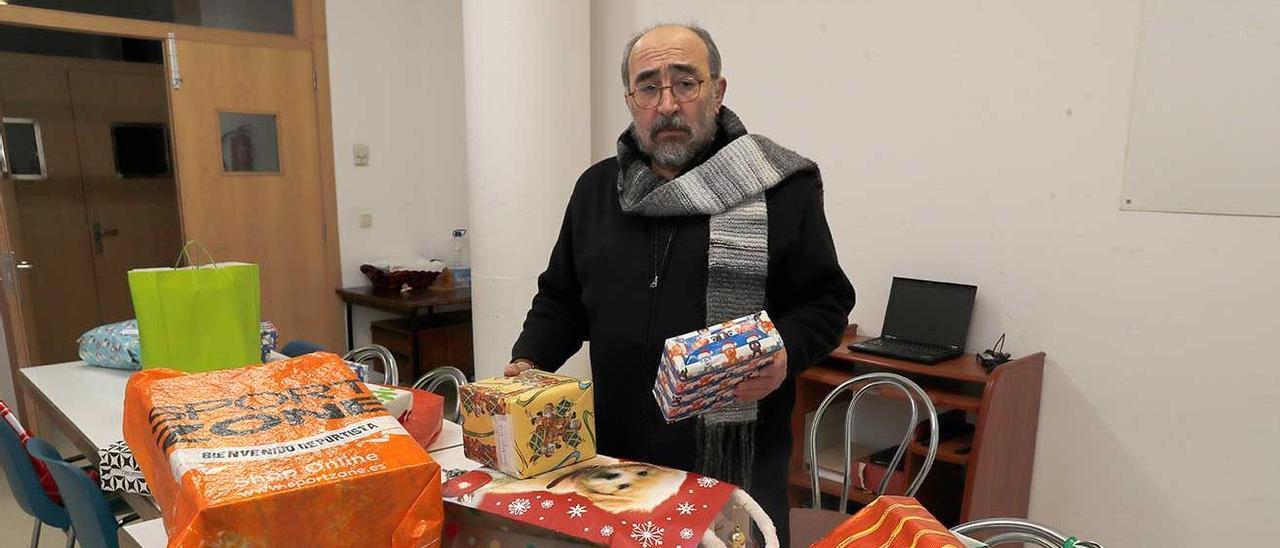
[508,24,854,540]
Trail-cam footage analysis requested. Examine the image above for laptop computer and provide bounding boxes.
[850,277,977,364]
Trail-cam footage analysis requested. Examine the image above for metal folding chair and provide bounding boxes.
[412,366,468,422]
[344,344,399,386]
[951,518,1104,548]
[790,372,941,547]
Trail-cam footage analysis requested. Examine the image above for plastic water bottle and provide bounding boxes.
[449,228,470,288]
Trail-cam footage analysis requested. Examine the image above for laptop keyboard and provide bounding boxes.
[875,338,944,355]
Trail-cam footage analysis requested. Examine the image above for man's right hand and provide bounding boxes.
[504,360,536,377]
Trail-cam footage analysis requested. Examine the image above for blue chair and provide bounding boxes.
[0,422,73,548]
[27,437,124,548]
[280,339,324,357]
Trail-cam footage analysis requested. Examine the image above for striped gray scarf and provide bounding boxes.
[617,107,816,487]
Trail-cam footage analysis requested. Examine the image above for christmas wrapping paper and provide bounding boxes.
[459,370,596,479]
[654,311,784,422]
[435,448,749,548]
[810,496,965,548]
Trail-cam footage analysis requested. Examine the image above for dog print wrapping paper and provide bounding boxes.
[460,370,597,479]
[437,453,768,547]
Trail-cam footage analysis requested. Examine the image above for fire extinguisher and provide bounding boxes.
[221,124,254,171]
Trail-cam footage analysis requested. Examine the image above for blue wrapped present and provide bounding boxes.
[79,320,279,370]
[652,310,784,422]
[77,320,142,370]
[259,320,279,360]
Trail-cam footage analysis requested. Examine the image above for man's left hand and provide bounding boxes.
[734,348,788,402]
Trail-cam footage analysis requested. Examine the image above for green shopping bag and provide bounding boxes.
[127,242,261,372]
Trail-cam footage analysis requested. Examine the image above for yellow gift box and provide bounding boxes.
[459,370,596,478]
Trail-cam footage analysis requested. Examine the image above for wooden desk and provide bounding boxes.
[789,326,1045,524]
[335,286,470,379]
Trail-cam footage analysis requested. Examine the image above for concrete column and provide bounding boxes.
[462,0,592,378]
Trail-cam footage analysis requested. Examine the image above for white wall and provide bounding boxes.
[592,2,1279,546]
[461,0,593,380]
[325,0,469,348]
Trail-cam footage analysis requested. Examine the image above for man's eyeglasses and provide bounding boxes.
[627,77,706,110]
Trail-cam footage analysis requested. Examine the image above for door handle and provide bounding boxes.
[92,222,120,254]
[16,261,33,270]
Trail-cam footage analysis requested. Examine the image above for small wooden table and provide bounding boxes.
[789,326,1045,525]
[334,286,471,374]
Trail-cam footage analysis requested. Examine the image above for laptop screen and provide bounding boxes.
[882,277,977,349]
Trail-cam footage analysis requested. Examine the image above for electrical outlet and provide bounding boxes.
[358,211,373,228]
[353,143,370,166]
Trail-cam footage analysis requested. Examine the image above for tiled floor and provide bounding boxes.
[0,471,72,548]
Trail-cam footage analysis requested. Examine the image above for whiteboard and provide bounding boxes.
[1121,0,1280,217]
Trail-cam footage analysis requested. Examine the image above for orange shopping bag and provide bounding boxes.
[811,496,964,548]
[123,352,442,547]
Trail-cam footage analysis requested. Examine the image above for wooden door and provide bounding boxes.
[67,65,182,323]
[166,39,341,349]
[0,55,100,364]
[0,92,38,412]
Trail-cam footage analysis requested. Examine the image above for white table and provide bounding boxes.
[23,362,983,548]
[19,360,463,458]
[18,362,163,519]
[20,362,133,457]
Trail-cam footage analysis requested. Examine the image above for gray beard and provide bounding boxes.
[632,110,719,173]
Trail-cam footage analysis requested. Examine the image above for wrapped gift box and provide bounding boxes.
[80,319,280,370]
[653,311,784,422]
[259,321,278,360]
[459,370,595,479]
[811,495,965,548]
[99,440,151,495]
[368,384,413,421]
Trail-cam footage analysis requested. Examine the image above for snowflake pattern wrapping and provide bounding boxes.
[441,454,739,548]
[508,498,531,516]
[631,521,665,547]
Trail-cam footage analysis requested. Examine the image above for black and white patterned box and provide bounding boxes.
[98,440,150,495]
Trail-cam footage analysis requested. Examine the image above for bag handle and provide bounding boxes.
[173,240,219,269]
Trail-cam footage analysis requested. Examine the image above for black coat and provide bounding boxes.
[512,132,855,539]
